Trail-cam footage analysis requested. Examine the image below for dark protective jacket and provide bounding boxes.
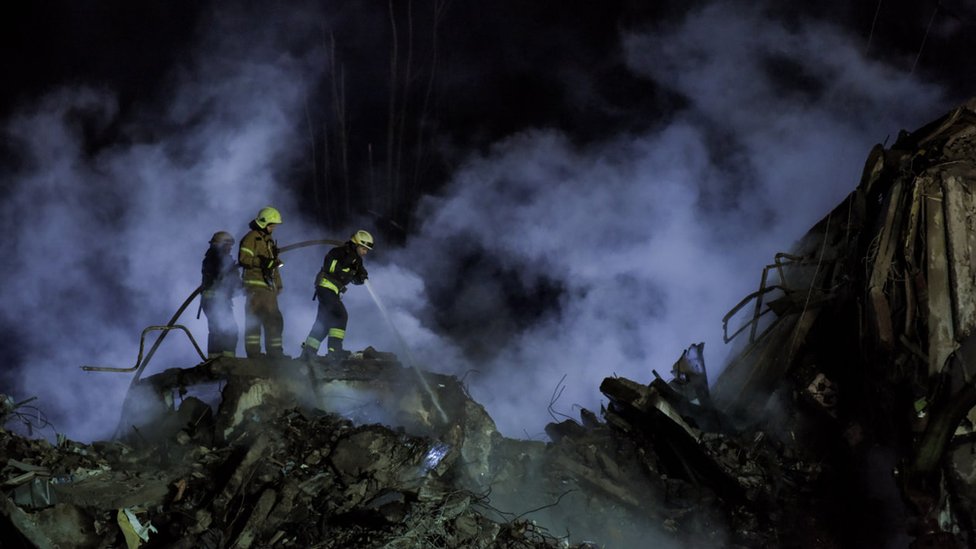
[316,241,368,294]
[201,246,239,300]
[238,221,283,292]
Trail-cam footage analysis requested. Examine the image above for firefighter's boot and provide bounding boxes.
[326,349,351,362]
[299,342,317,362]
[266,347,290,359]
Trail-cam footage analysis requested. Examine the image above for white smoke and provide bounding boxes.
[0,3,328,441]
[0,0,953,448]
[361,1,950,438]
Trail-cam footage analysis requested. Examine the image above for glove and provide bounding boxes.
[354,266,368,284]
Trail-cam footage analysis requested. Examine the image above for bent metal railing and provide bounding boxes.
[81,324,209,373]
[722,253,824,345]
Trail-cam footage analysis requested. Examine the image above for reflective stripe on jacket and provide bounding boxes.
[316,242,365,294]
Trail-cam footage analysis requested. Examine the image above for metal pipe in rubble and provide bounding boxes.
[81,325,209,373]
[81,288,203,375]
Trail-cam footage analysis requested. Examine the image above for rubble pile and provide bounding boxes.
[0,343,839,548]
[597,373,834,547]
[0,396,576,548]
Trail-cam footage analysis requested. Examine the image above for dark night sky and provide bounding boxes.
[0,0,973,442]
[4,1,973,149]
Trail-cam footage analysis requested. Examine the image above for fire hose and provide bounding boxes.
[81,239,343,390]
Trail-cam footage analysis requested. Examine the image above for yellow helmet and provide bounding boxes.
[209,231,234,245]
[254,206,282,228]
[351,229,374,250]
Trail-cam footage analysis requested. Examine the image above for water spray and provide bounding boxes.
[363,280,449,423]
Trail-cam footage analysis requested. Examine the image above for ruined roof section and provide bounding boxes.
[713,99,976,416]
[710,99,976,546]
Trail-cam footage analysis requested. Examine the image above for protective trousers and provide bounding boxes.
[202,296,238,358]
[244,287,284,357]
[303,287,347,355]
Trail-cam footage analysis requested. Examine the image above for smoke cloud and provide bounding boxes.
[370,1,950,438]
[0,0,953,451]
[0,3,330,441]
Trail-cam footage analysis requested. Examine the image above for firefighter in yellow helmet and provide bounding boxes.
[201,231,240,358]
[300,230,372,361]
[238,206,287,358]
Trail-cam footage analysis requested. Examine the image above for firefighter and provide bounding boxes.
[300,230,372,361]
[238,206,287,358]
[201,231,240,358]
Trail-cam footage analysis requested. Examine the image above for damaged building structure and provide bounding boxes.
[4,99,976,547]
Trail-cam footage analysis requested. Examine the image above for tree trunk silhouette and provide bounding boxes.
[386,0,399,217]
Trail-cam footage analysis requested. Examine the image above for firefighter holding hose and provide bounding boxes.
[300,230,373,361]
[239,206,287,358]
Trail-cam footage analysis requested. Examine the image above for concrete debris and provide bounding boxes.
[0,399,567,547]
[2,347,605,548]
[9,333,841,547]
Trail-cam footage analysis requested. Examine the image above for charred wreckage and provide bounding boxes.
[4,100,976,547]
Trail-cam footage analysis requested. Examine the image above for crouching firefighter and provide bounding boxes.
[239,206,287,358]
[200,231,241,358]
[300,230,373,361]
